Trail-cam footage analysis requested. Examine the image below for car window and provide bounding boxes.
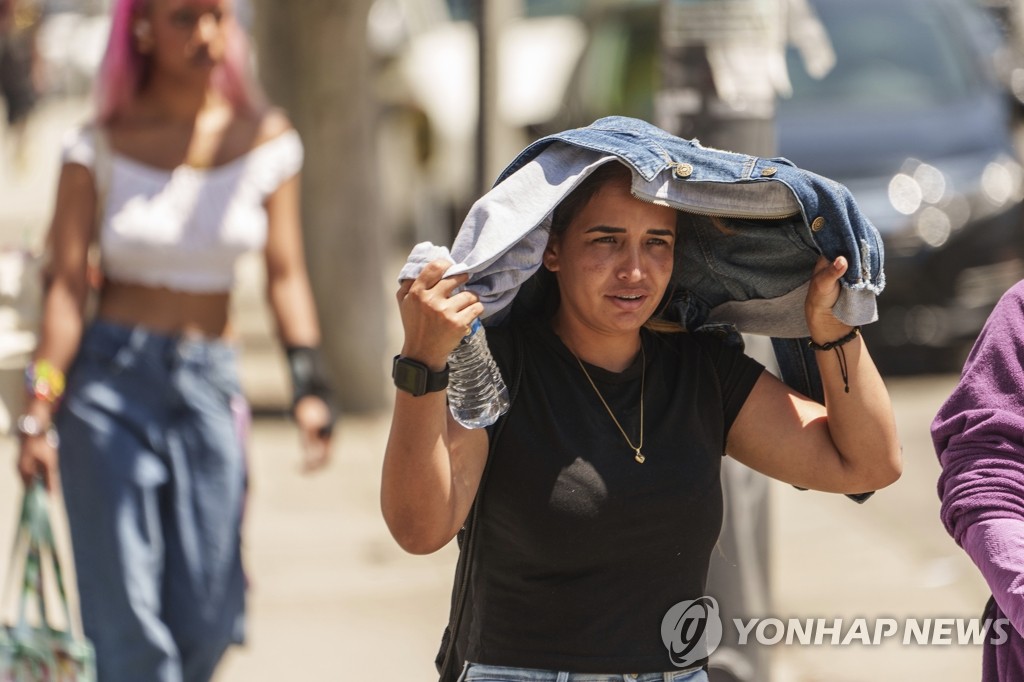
[781,0,984,112]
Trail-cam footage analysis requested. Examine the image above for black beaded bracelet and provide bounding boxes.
[807,326,861,393]
[807,326,861,351]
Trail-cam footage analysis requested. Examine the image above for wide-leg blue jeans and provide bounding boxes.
[56,320,247,682]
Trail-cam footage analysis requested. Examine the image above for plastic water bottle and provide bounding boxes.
[447,318,510,428]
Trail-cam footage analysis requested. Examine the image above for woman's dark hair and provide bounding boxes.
[549,161,634,240]
[511,160,685,331]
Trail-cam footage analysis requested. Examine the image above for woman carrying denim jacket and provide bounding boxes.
[383,154,902,680]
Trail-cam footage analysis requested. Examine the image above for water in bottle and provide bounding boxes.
[447,318,510,428]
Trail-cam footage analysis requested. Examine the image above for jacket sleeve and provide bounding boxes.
[933,280,1024,633]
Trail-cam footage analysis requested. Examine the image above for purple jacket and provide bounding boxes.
[933,280,1024,680]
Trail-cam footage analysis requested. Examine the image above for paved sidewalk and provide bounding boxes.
[213,413,458,680]
[0,415,458,680]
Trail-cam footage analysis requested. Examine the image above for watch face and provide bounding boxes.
[393,358,428,396]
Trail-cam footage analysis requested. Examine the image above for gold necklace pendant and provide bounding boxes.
[574,343,646,464]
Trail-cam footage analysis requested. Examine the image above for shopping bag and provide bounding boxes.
[0,482,95,682]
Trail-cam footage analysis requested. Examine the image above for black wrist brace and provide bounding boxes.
[285,345,337,435]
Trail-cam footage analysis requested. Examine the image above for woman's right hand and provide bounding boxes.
[385,260,491,554]
[294,394,333,473]
[396,259,485,369]
[17,422,58,490]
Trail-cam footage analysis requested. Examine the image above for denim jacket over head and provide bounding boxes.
[400,116,885,403]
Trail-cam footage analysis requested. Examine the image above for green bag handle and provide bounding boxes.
[2,480,75,636]
[1,481,96,681]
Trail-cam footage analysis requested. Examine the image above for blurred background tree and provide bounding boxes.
[251,0,388,413]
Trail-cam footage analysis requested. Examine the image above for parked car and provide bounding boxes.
[977,0,1024,112]
[542,0,1024,373]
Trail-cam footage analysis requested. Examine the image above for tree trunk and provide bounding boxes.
[252,0,387,413]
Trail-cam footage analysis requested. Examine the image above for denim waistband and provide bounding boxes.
[80,318,238,368]
[463,663,706,682]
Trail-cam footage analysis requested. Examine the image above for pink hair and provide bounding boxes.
[96,0,264,123]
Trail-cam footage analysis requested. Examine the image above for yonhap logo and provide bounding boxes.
[661,596,724,667]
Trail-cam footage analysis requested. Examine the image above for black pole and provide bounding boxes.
[474,0,489,199]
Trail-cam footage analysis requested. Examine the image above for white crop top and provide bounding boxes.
[60,124,304,293]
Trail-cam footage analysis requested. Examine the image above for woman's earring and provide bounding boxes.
[134,20,153,53]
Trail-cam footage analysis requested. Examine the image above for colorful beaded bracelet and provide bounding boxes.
[25,359,66,405]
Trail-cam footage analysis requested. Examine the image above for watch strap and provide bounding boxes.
[392,355,449,395]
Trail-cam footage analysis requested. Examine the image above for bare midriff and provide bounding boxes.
[96,279,234,339]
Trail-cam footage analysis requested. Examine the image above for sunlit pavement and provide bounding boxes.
[769,373,990,682]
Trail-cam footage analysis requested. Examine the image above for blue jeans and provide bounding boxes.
[461,663,708,682]
[56,320,248,682]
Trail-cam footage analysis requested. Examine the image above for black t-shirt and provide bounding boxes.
[466,320,764,673]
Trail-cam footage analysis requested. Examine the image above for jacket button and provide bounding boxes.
[761,166,777,177]
[673,163,693,178]
[811,216,826,232]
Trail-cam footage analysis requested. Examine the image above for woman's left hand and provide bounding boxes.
[729,253,902,495]
[805,255,854,343]
[294,395,333,472]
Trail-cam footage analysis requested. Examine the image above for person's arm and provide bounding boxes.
[261,117,333,471]
[17,161,97,489]
[961,519,1024,635]
[381,260,489,554]
[933,280,1024,635]
[726,256,902,494]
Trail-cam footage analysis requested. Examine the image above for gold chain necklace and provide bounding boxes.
[573,344,646,464]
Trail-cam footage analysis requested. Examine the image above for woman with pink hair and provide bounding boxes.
[14,1,335,680]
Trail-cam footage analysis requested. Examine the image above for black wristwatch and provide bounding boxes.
[392,355,449,396]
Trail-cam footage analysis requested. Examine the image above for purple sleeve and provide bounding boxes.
[933,280,1024,627]
[962,519,1024,634]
